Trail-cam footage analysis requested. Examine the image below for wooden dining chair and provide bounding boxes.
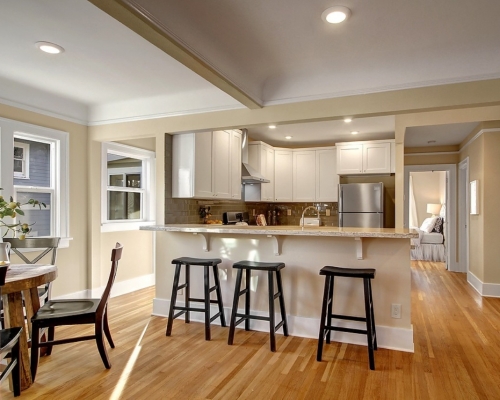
[0,265,22,397]
[30,243,123,381]
[3,237,60,304]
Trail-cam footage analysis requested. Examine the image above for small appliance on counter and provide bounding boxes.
[338,183,384,228]
[222,211,249,225]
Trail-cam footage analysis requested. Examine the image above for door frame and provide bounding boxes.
[404,164,458,272]
[458,158,469,273]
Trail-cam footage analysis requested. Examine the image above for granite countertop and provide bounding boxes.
[141,224,418,239]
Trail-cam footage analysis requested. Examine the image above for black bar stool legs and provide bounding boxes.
[317,266,377,370]
[228,261,288,352]
[166,257,226,341]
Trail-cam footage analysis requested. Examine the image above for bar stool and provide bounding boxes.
[166,257,226,340]
[316,266,377,370]
[227,260,288,352]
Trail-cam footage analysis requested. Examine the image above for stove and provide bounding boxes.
[222,211,249,225]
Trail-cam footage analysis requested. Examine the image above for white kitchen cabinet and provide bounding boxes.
[293,150,316,202]
[316,148,338,202]
[247,142,274,201]
[337,140,392,175]
[274,149,293,202]
[172,130,242,199]
[230,130,242,199]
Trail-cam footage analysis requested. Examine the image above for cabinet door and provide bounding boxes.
[194,132,213,198]
[212,130,231,198]
[363,142,391,174]
[230,130,242,200]
[293,150,316,202]
[337,144,363,174]
[274,150,293,202]
[316,148,338,202]
[262,146,275,201]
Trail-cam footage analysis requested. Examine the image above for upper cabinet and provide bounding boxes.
[316,148,338,202]
[172,130,242,199]
[274,149,293,202]
[293,150,316,202]
[336,140,393,175]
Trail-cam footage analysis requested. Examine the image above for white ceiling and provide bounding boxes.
[0,0,498,145]
[405,122,479,148]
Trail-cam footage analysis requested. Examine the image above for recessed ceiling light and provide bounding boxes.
[351,131,359,135]
[269,125,276,129]
[285,136,292,140]
[344,118,352,123]
[36,41,65,54]
[322,6,351,24]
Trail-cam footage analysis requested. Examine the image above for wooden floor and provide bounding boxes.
[2,261,500,399]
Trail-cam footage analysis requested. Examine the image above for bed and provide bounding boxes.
[411,216,446,262]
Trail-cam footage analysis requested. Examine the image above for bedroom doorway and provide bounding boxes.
[404,164,458,271]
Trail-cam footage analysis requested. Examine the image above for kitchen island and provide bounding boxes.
[142,224,418,352]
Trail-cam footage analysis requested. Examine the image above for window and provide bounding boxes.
[101,142,155,232]
[13,141,30,179]
[0,117,70,246]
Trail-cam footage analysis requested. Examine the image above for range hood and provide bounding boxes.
[241,129,270,184]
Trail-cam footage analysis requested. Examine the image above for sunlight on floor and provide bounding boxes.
[110,319,150,400]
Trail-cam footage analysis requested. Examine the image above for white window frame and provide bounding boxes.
[101,142,156,232]
[0,117,70,248]
[13,141,30,179]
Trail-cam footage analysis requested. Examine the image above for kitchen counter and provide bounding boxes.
[141,224,418,239]
[144,223,416,352]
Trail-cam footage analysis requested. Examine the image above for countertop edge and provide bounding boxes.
[140,225,418,239]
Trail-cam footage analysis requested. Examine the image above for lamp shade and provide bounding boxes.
[427,203,441,216]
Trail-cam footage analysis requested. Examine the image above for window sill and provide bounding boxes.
[100,221,156,233]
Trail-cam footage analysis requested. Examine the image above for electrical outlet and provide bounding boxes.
[179,288,184,296]
[252,209,256,216]
[287,209,292,216]
[326,209,331,216]
[391,303,401,319]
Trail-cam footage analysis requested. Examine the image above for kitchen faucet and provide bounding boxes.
[301,206,319,229]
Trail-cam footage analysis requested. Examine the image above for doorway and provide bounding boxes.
[404,164,458,271]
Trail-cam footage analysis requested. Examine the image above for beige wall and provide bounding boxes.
[0,104,89,297]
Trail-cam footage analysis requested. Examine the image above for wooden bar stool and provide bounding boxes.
[166,257,226,340]
[317,266,377,370]
[228,260,288,352]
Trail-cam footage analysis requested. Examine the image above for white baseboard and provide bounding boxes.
[53,273,155,300]
[152,297,414,353]
[468,271,500,297]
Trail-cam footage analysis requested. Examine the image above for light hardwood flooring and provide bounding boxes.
[2,261,500,399]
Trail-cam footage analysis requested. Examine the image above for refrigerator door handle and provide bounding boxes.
[339,213,343,227]
[338,186,343,213]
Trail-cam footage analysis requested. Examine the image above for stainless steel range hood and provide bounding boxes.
[241,129,270,184]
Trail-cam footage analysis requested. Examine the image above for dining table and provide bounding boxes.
[2,264,57,391]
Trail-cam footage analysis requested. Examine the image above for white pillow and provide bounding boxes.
[420,217,439,233]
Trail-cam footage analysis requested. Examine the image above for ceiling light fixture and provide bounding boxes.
[351,131,359,135]
[285,136,292,140]
[36,41,65,54]
[344,118,352,123]
[322,6,351,24]
[269,125,276,129]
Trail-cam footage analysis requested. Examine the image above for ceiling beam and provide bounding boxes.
[88,0,262,110]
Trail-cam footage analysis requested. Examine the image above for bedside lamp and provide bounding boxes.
[427,203,442,217]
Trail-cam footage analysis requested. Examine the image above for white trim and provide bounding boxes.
[405,151,459,156]
[404,164,459,272]
[101,142,156,231]
[460,128,500,151]
[458,158,469,274]
[467,271,500,298]
[0,118,70,241]
[90,273,155,299]
[152,298,414,353]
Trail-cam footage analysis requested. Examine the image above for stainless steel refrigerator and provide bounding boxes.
[338,183,384,228]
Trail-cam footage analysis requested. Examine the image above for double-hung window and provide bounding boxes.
[101,142,156,232]
[0,117,70,245]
